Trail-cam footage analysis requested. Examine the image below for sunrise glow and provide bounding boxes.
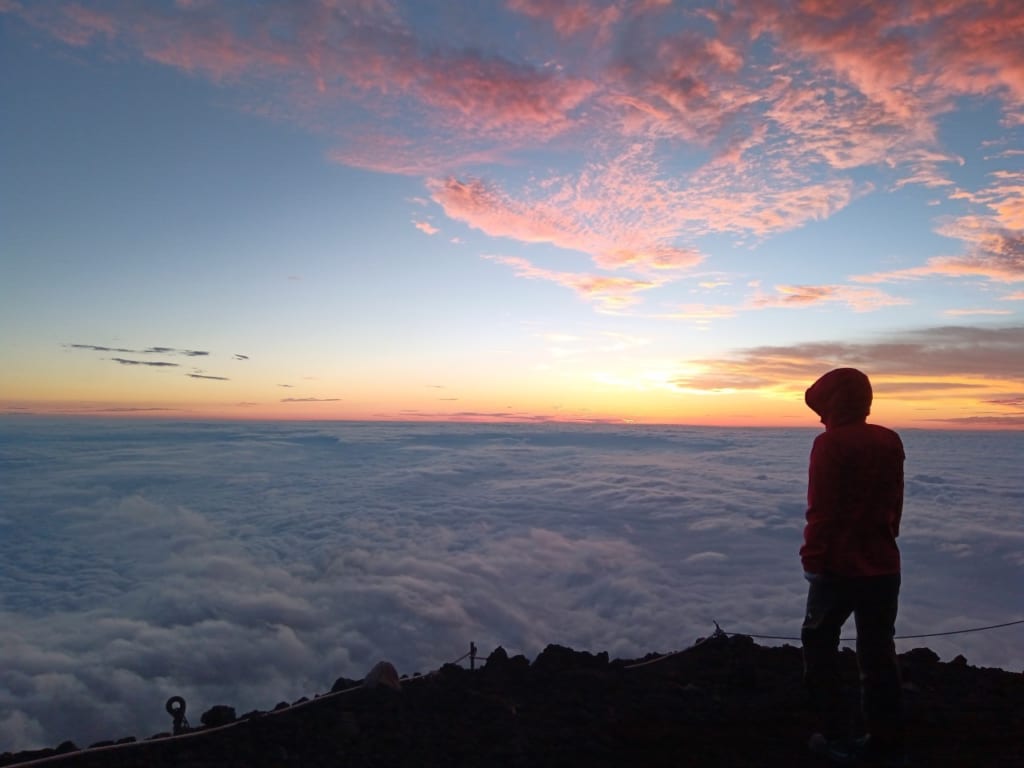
[1,1,1022,428]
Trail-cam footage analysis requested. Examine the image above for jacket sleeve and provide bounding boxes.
[892,436,905,538]
[801,434,840,574]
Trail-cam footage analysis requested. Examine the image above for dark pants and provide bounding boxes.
[801,573,903,748]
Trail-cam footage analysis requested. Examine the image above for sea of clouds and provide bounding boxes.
[0,418,1021,751]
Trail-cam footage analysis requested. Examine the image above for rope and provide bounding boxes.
[735,617,1024,644]
[623,618,1024,671]
[891,618,1024,639]
[623,623,728,669]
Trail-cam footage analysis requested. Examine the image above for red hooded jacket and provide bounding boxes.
[801,368,905,577]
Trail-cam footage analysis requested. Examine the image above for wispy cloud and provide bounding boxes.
[111,358,179,368]
[87,407,181,413]
[69,344,136,353]
[751,284,910,312]
[508,0,623,42]
[146,347,208,357]
[673,325,1024,399]
[944,308,1014,316]
[429,174,706,274]
[484,254,661,312]
[661,304,739,322]
[187,373,230,381]
[660,282,908,325]
[856,169,1024,286]
[280,397,340,403]
[69,343,210,358]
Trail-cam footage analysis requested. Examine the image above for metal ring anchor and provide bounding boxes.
[165,696,190,735]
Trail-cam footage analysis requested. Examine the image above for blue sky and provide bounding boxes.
[1,1,1023,426]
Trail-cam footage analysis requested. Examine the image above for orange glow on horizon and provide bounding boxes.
[5,382,1021,431]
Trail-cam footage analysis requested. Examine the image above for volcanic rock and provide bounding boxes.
[0,635,1020,767]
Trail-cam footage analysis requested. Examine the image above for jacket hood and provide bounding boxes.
[805,368,872,427]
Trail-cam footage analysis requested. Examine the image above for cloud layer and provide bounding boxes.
[0,419,1020,751]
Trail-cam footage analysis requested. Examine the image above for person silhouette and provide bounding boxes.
[800,368,906,766]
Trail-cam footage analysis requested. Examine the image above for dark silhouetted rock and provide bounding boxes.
[199,705,236,728]
[0,640,1021,768]
[330,676,360,693]
[362,660,401,691]
[532,643,609,672]
[903,647,940,666]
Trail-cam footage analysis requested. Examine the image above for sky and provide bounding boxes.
[1,420,1021,751]
[1,0,1023,428]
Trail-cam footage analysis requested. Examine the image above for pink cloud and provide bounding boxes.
[750,0,1024,121]
[430,177,576,246]
[601,22,758,145]
[660,281,909,328]
[7,2,117,47]
[754,2,923,120]
[697,0,1024,203]
[327,136,507,176]
[8,2,595,143]
[507,0,623,41]
[347,42,597,138]
[751,284,909,312]
[916,1,1024,108]
[927,232,1024,283]
[6,0,1023,307]
[978,171,1024,230]
[56,3,117,45]
[425,133,860,285]
[595,244,703,272]
[428,174,705,277]
[856,168,1024,285]
[10,1,1021,167]
[484,254,661,312]
[413,220,439,235]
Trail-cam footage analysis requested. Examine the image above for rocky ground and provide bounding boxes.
[3,633,1022,767]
